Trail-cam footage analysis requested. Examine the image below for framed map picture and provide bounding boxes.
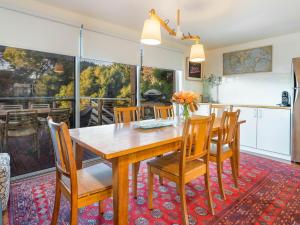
[223,46,272,75]
[186,57,203,81]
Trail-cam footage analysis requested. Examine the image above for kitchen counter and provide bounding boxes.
[198,103,291,110]
[232,104,291,110]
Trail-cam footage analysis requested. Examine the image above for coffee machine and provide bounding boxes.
[281,91,290,106]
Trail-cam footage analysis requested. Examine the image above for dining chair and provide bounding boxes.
[49,108,71,128]
[113,106,140,123]
[3,110,39,157]
[139,106,145,120]
[209,110,240,200]
[0,105,23,110]
[30,104,50,109]
[147,115,216,225]
[154,105,174,119]
[47,118,112,225]
[113,106,141,198]
[210,104,232,117]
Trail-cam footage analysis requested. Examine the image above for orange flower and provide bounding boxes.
[171,91,199,111]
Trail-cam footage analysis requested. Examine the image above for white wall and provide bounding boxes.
[205,32,300,105]
[182,48,203,95]
[0,0,188,71]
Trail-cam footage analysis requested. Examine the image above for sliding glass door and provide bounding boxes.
[0,45,75,177]
[0,45,178,178]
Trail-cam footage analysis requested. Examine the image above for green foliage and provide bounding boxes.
[0,46,174,107]
[79,62,132,99]
[1,46,75,97]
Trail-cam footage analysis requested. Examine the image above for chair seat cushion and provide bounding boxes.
[7,127,36,137]
[147,152,206,177]
[62,163,112,198]
[210,143,230,155]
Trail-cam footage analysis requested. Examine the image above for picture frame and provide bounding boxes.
[185,57,203,81]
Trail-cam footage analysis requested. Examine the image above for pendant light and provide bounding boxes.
[190,42,205,63]
[141,9,205,62]
[141,17,161,45]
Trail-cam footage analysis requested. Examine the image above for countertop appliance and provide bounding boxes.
[281,91,290,106]
[292,58,300,162]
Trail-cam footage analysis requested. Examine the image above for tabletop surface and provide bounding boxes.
[0,108,50,116]
[69,117,227,159]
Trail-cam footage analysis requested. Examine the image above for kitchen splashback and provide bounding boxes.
[209,72,292,105]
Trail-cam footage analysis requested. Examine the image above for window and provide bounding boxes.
[140,66,175,119]
[79,58,136,127]
[0,45,75,177]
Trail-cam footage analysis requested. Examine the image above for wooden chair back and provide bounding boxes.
[114,106,140,123]
[154,105,174,119]
[6,110,38,131]
[219,110,240,144]
[181,114,215,166]
[49,108,70,126]
[30,104,50,109]
[211,104,232,117]
[47,118,77,186]
[139,106,145,120]
[1,105,23,110]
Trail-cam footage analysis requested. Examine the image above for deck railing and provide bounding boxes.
[80,97,132,125]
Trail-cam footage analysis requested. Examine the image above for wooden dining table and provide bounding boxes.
[69,117,245,225]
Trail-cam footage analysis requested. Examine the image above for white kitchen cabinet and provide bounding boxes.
[233,107,257,148]
[256,108,291,155]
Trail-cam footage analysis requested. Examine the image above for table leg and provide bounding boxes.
[75,143,83,170]
[112,156,129,225]
[235,124,241,177]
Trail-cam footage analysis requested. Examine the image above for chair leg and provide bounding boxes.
[132,162,140,199]
[220,162,224,173]
[204,172,215,215]
[179,182,189,225]
[159,177,163,185]
[3,135,7,153]
[51,175,61,225]
[230,156,239,188]
[156,155,164,185]
[99,201,104,215]
[70,196,78,225]
[217,161,226,200]
[33,133,40,159]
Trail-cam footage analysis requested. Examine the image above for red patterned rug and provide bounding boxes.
[8,153,300,225]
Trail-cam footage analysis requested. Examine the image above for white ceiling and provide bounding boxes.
[37,0,300,49]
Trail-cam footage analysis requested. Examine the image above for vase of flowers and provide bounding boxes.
[171,91,199,120]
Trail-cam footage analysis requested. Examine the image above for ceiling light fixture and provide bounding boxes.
[141,9,205,63]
